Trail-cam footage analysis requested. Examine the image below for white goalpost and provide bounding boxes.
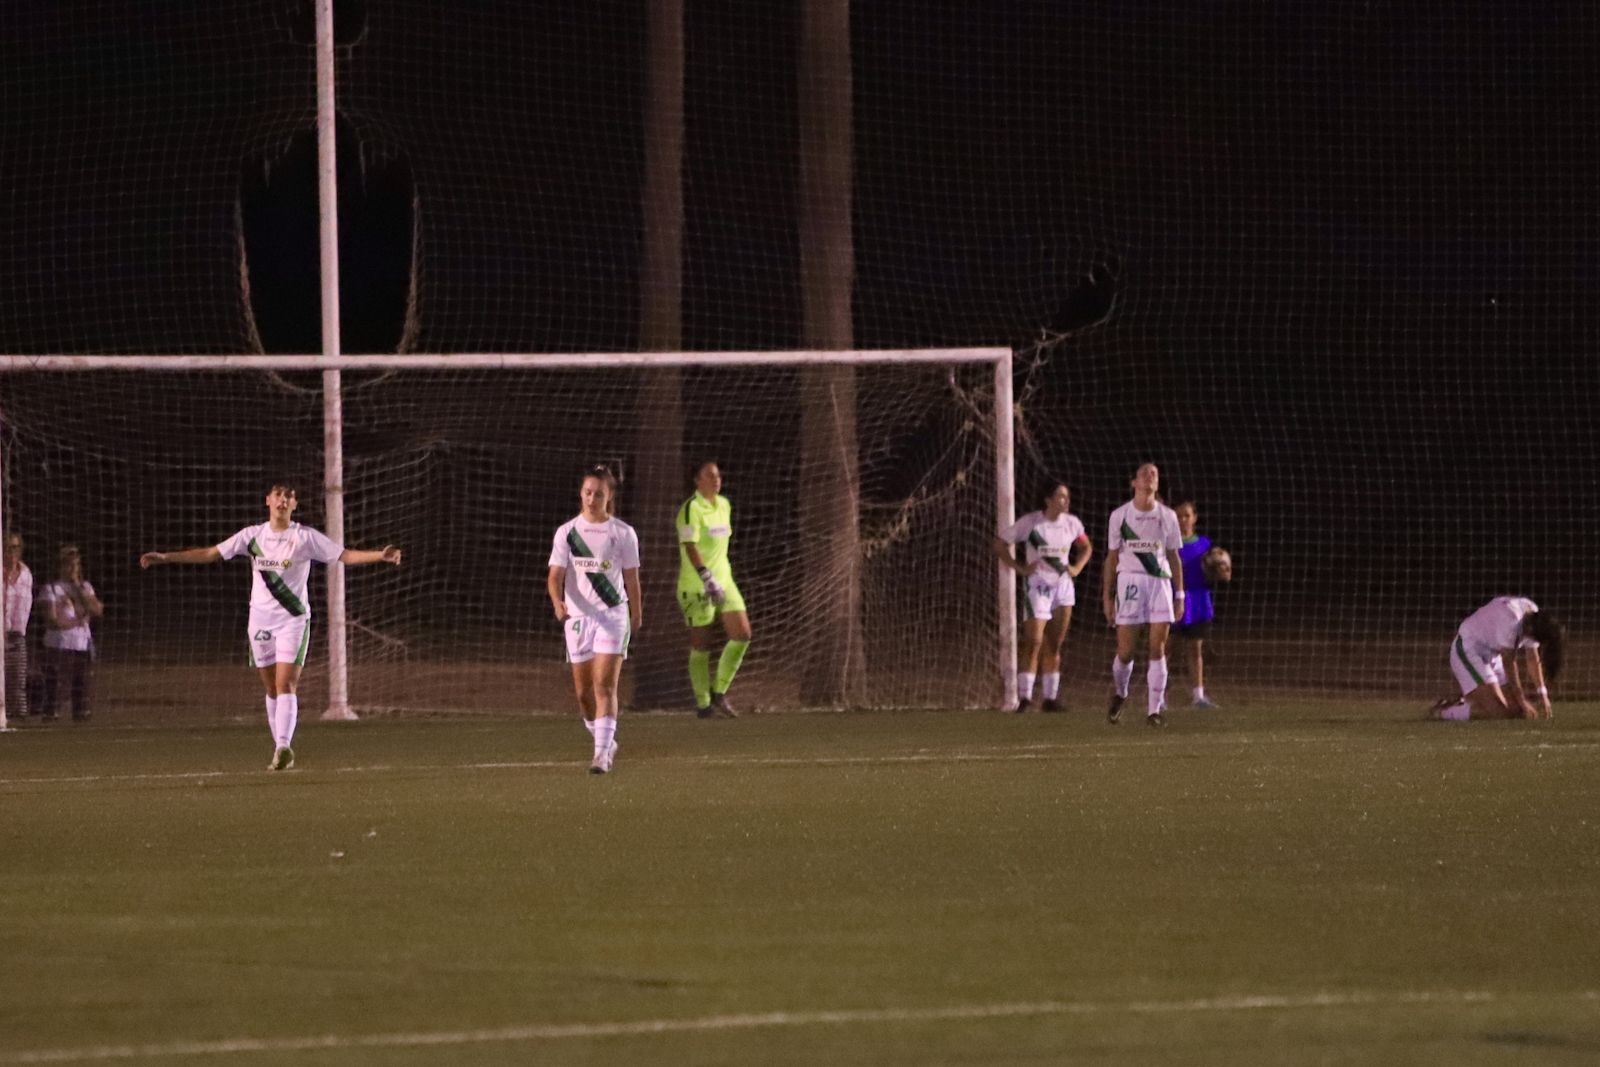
[0,348,1016,726]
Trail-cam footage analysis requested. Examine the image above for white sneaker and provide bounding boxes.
[589,740,617,775]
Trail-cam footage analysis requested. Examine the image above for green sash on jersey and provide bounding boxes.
[566,528,624,607]
[247,538,307,616]
[1119,521,1167,578]
[1026,529,1067,574]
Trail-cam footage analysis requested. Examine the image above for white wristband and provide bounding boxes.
[1173,590,1186,600]
[1536,686,1549,697]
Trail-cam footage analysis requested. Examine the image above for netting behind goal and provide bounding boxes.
[0,359,1002,718]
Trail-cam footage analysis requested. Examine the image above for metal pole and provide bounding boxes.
[994,352,1017,710]
[316,0,354,720]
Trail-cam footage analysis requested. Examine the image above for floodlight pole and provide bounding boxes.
[316,0,354,720]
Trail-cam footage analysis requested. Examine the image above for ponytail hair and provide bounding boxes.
[1525,611,1566,681]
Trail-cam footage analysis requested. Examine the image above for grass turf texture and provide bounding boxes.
[2,702,1598,1065]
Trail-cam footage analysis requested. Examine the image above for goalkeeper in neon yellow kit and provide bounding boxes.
[677,460,751,717]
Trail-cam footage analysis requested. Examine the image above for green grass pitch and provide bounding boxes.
[3,701,1598,1065]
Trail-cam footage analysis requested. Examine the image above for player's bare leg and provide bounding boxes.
[1145,622,1171,726]
[1109,623,1141,723]
[1015,618,1044,712]
[1039,608,1071,712]
[709,610,750,717]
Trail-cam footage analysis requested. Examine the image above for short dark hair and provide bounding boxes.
[1525,611,1566,681]
[266,480,300,497]
[1038,481,1068,508]
[691,459,718,483]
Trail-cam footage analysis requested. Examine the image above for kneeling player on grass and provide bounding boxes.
[1101,462,1185,727]
[548,465,641,774]
[1429,596,1564,721]
[677,460,750,718]
[140,482,402,770]
[993,481,1092,712]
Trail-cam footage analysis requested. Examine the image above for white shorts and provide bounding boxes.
[1024,573,1076,620]
[1450,634,1506,695]
[1113,573,1177,627]
[248,616,311,668]
[564,603,631,664]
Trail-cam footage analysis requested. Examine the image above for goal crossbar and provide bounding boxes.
[0,349,1008,372]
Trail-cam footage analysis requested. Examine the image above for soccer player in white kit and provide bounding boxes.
[140,483,402,769]
[994,482,1092,712]
[1429,597,1564,721]
[547,465,642,774]
[1100,462,1185,726]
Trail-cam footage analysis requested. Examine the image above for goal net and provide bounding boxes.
[0,352,1011,720]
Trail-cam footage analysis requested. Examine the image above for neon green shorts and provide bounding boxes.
[677,574,746,628]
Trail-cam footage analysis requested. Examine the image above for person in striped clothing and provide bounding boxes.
[993,482,1092,712]
[140,482,402,770]
[548,465,642,774]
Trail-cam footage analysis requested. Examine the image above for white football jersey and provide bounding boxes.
[999,511,1087,581]
[217,522,344,625]
[549,514,640,618]
[1457,596,1540,660]
[1108,499,1182,580]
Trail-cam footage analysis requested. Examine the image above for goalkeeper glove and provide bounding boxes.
[699,568,726,607]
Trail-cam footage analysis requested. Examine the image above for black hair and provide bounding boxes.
[1038,481,1069,508]
[690,458,718,483]
[265,480,300,497]
[1524,611,1566,681]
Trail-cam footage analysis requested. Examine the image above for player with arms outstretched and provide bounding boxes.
[677,461,750,718]
[1101,462,1184,727]
[140,482,402,769]
[548,465,642,774]
[994,482,1092,711]
[1430,596,1564,721]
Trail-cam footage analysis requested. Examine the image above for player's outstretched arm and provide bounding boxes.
[140,546,223,568]
[339,545,403,566]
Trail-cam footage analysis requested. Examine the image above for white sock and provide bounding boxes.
[265,696,276,739]
[582,716,596,736]
[276,693,299,748]
[1439,702,1470,722]
[593,715,616,757]
[1192,686,1207,702]
[1041,672,1061,700]
[1111,657,1134,698]
[1017,672,1035,700]
[1147,657,1168,715]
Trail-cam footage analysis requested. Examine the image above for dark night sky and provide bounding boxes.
[0,1,1596,691]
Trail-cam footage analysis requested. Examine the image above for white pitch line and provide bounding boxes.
[3,989,1595,1063]
[4,733,1599,788]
